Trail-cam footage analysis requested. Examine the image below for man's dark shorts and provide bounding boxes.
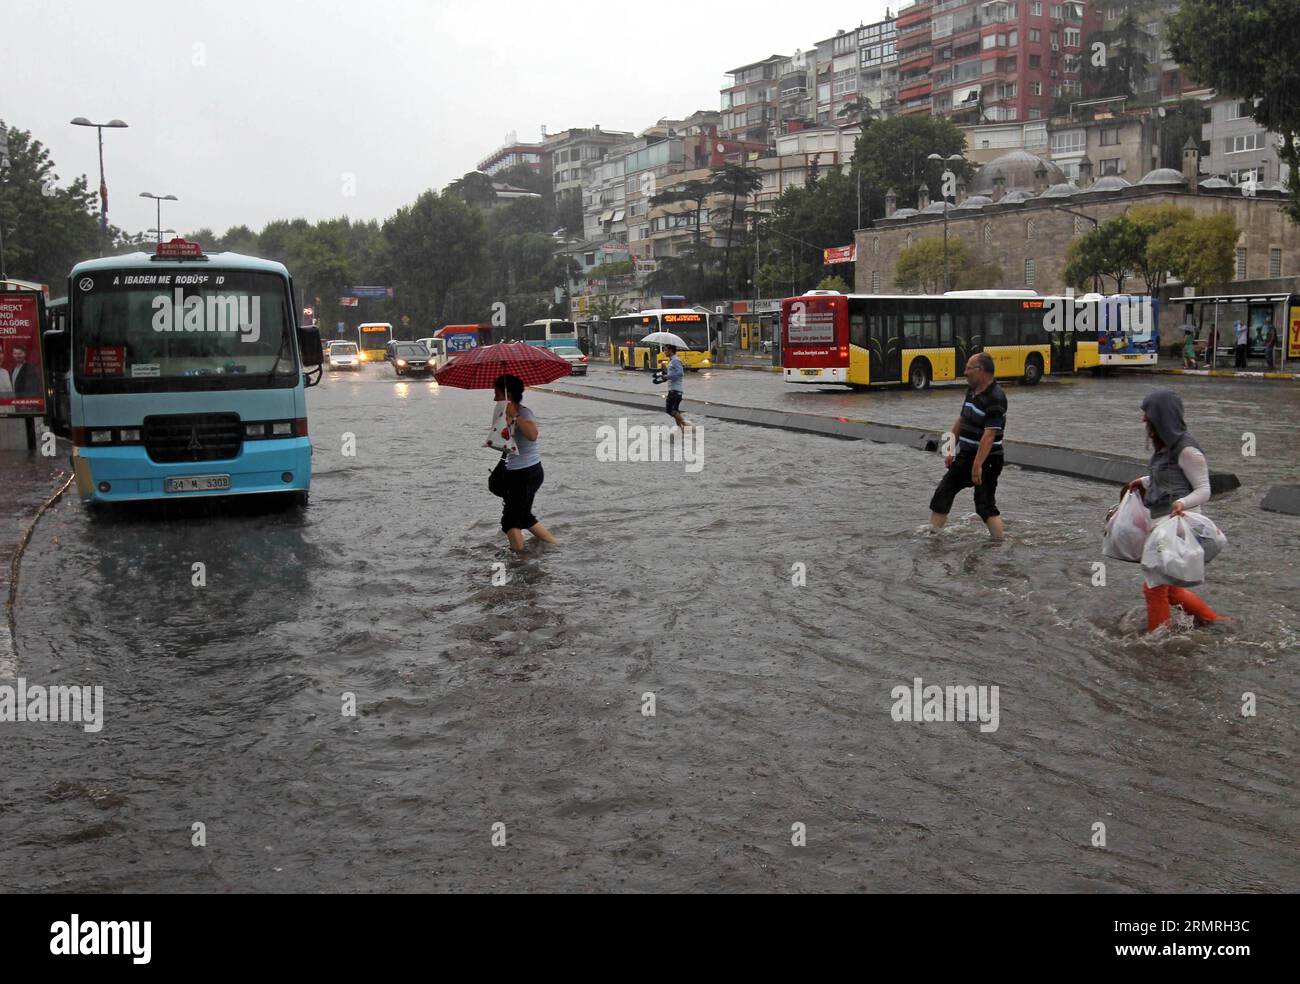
[665,391,683,416]
[929,451,1003,520]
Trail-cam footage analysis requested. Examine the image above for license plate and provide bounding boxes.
[165,474,231,493]
[800,369,821,376]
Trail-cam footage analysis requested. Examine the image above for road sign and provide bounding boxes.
[344,286,394,299]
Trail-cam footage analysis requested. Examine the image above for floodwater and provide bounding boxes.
[1,364,1296,892]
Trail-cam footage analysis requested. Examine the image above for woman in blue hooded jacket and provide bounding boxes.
[1120,389,1229,633]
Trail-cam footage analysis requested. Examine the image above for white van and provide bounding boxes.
[415,336,448,369]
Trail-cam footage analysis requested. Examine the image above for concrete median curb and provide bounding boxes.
[537,383,1241,493]
[1138,367,1298,382]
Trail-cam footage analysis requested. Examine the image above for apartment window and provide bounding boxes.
[1236,248,1247,279]
[584,252,595,266]
[1051,4,1063,16]
[721,92,733,110]
[1051,33,1060,51]
[1029,28,1041,42]
[1055,122,1096,157]
[817,82,831,102]
[1052,84,1063,97]
[983,34,998,49]
[1100,157,1124,175]
[1226,101,1253,121]
[1270,247,1282,278]
[1028,108,1042,119]
[1231,166,1262,185]
[1100,126,1121,146]
[1065,28,1080,47]
[1029,54,1042,69]
[1226,133,1263,154]
[1031,1,1042,13]
[1008,30,1018,46]
[1025,258,1037,287]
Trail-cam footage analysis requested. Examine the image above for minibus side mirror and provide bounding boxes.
[43,329,70,374]
[298,325,322,367]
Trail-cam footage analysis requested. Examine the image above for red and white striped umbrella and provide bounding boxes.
[433,342,572,389]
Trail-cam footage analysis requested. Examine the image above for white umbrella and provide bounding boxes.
[640,331,689,348]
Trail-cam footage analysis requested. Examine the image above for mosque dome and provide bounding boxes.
[969,150,1066,195]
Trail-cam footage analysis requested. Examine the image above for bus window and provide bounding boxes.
[903,311,938,348]
[985,311,1009,346]
[1020,308,1048,347]
[850,303,867,349]
[939,312,953,347]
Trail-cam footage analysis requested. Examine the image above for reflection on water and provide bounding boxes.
[1,366,1296,893]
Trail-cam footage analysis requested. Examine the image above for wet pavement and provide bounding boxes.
[1,363,1297,892]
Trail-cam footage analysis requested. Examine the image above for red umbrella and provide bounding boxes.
[433,342,572,389]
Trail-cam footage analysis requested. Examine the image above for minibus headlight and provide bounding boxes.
[90,430,113,444]
[118,428,141,443]
[271,421,292,436]
[245,423,267,437]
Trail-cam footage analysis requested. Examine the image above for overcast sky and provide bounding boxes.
[8,0,894,237]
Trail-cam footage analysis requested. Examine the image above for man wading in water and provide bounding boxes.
[928,352,1006,540]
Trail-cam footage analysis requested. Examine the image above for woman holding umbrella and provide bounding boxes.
[494,373,557,552]
[435,342,570,553]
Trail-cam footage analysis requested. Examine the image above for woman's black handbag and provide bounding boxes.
[488,450,510,497]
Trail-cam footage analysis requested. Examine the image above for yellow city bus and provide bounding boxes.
[780,290,1105,389]
[610,309,714,371]
[357,322,392,362]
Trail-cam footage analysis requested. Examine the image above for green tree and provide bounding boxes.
[1080,8,1154,103]
[1168,0,1300,222]
[1147,213,1239,293]
[651,178,713,286]
[836,96,878,130]
[1062,215,1146,292]
[0,122,103,285]
[1158,100,1208,171]
[711,163,763,296]
[896,237,971,294]
[760,169,860,291]
[1126,204,1194,293]
[816,274,850,292]
[586,293,628,322]
[447,171,497,209]
[853,113,971,217]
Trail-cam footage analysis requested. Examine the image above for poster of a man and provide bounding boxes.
[0,291,47,415]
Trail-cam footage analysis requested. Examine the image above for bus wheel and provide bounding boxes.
[1023,355,1044,386]
[908,360,931,391]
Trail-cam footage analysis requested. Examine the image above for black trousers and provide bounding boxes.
[929,452,1003,520]
[1235,343,1247,368]
[500,463,544,533]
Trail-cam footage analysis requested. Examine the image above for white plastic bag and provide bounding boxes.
[1103,489,1151,563]
[1182,512,1227,565]
[1141,516,1206,587]
[486,401,518,454]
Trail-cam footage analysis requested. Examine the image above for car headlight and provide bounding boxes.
[396,359,407,367]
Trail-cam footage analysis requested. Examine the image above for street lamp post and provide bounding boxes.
[0,150,9,282]
[70,117,128,255]
[927,153,966,292]
[140,192,178,244]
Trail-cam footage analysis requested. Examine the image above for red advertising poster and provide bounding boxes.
[822,244,857,265]
[0,291,47,417]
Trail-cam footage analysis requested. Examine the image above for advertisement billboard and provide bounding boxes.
[0,291,47,417]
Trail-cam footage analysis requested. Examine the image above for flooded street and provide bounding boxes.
[2,365,1297,892]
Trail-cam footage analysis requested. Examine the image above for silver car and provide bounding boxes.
[552,345,588,376]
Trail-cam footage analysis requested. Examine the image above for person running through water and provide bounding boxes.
[490,374,558,553]
[657,343,689,431]
[1119,388,1228,633]
[928,352,1006,540]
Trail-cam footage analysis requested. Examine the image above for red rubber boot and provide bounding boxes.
[1143,583,1172,633]
[1168,587,1228,626]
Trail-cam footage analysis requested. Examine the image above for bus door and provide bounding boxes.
[866,303,900,383]
[954,308,975,373]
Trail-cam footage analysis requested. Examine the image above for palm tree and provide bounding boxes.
[711,164,763,296]
[651,179,712,288]
[836,96,878,129]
